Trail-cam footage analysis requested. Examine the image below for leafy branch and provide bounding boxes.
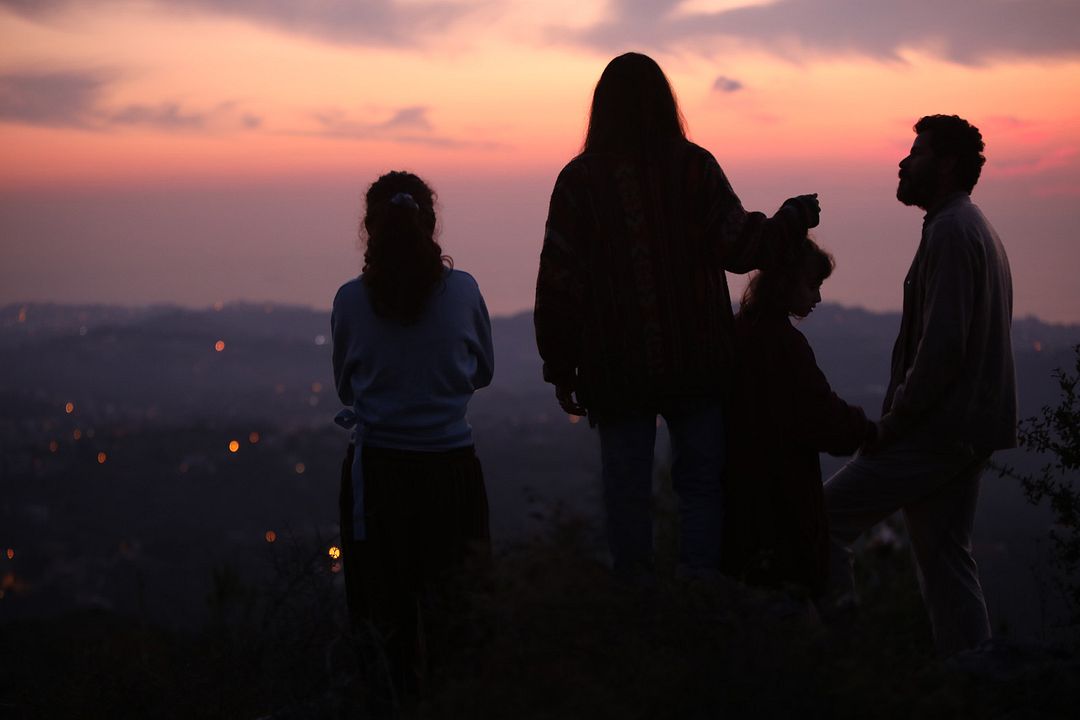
[1000,344,1080,622]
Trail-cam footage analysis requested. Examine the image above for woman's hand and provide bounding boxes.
[556,384,587,417]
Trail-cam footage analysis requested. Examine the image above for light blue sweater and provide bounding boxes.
[331,268,494,451]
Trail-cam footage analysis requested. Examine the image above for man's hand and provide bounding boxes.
[555,384,587,417]
[860,420,885,456]
[784,193,821,229]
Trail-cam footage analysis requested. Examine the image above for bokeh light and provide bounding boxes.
[228,440,240,453]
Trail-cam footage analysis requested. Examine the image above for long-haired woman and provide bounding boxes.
[535,52,821,578]
[332,170,493,699]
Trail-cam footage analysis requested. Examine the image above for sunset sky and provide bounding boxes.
[2,0,1079,322]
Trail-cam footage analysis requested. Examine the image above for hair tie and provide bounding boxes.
[390,192,419,211]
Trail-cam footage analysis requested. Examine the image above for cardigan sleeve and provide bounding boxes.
[534,162,587,388]
[699,152,807,274]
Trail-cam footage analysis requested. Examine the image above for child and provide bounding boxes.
[722,238,875,597]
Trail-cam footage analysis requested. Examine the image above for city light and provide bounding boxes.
[73,429,82,440]
[1034,341,1043,352]
[65,402,74,414]
[5,549,13,560]
[328,546,341,559]
[248,431,260,444]
[48,440,59,453]
[214,340,226,352]
[97,452,107,464]
[295,462,306,474]
[311,382,322,393]
[265,530,277,543]
[228,440,240,453]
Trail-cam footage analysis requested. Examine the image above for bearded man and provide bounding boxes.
[824,115,1017,656]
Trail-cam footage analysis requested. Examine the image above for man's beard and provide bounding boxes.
[896,174,936,208]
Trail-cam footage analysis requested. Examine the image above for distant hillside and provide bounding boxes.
[1,301,1078,632]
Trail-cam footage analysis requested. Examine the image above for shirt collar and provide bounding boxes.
[923,190,970,225]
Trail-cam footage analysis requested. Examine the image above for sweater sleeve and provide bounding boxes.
[330,285,355,406]
[784,328,873,455]
[470,281,495,390]
[879,221,978,441]
[535,163,587,388]
[700,153,807,274]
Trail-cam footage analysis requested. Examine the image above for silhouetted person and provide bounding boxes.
[331,171,494,700]
[824,115,1017,656]
[534,52,820,579]
[723,238,875,598]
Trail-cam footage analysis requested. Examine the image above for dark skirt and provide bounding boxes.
[339,443,489,696]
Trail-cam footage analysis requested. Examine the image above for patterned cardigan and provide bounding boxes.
[534,140,809,418]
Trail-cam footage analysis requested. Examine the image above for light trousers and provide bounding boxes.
[824,439,991,656]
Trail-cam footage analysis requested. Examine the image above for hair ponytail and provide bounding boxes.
[360,171,450,324]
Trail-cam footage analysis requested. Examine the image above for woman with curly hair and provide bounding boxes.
[331,170,493,699]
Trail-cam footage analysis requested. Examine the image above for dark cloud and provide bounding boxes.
[567,0,1080,66]
[0,70,109,128]
[712,75,743,93]
[0,70,258,132]
[309,106,500,149]
[110,102,206,130]
[0,0,470,47]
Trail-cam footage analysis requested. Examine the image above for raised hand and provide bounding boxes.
[784,193,820,229]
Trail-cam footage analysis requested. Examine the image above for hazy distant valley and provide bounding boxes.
[1,301,1077,634]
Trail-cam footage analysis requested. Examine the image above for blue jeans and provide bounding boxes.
[597,403,725,576]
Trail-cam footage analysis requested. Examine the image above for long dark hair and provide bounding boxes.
[360,171,450,324]
[740,237,834,320]
[582,52,687,154]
